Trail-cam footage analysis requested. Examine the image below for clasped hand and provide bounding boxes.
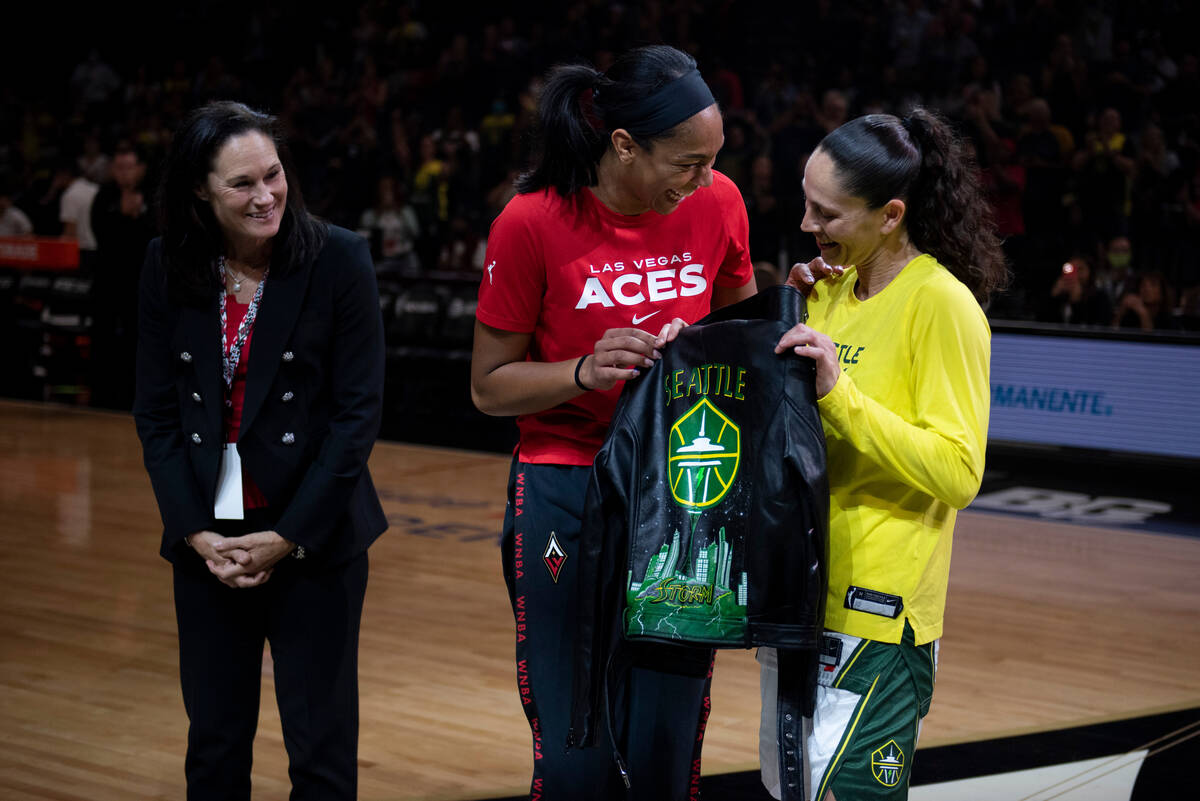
[186,530,297,588]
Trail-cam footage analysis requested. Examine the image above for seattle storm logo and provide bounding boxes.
[668,399,740,509]
[871,740,905,787]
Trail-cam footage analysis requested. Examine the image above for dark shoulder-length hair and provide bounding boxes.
[818,108,1008,303]
[157,101,327,306]
[515,45,702,197]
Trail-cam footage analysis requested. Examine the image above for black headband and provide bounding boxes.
[602,68,716,138]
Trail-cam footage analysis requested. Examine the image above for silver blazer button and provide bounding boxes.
[191,433,202,445]
[180,352,193,363]
[282,351,294,362]
[281,432,296,445]
[192,392,202,403]
[281,391,294,402]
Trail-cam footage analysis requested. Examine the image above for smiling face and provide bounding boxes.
[800,148,898,267]
[620,104,725,215]
[198,130,288,253]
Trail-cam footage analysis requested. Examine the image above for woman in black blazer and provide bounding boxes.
[133,101,386,800]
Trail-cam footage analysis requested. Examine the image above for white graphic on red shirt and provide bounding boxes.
[574,262,707,309]
[487,260,496,284]
[632,310,662,325]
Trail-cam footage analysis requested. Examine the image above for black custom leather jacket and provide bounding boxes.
[570,285,829,750]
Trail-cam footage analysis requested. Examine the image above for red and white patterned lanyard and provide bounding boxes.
[218,256,268,394]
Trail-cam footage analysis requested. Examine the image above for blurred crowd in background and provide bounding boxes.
[3,0,1199,364]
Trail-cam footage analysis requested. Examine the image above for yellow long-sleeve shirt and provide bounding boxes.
[807,254,990,645]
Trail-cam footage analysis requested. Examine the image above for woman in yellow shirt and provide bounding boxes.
[759,108,1007,801]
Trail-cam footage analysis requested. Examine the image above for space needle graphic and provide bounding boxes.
[675,408,725,507]
[873,741,904,786]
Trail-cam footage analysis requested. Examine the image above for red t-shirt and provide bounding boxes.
[223,297,269,509]
[476,171,754,465]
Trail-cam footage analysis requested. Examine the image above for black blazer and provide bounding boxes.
[134,225,388,566]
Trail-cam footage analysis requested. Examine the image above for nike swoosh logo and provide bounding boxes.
[632,310,662,325]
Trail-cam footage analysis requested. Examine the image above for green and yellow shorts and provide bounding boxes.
[759,622,938,800]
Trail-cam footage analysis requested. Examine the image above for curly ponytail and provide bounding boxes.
[516,46,703,198]
[819,108,1008,302]
[902,108,1007,302]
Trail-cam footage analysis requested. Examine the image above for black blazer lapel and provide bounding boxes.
[239,259,313,438]
[179,302,225,440]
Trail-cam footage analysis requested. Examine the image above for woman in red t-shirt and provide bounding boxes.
[471,46,756,800]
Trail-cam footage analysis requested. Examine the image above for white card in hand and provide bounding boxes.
[214,442,245,520]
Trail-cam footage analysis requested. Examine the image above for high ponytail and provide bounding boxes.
[514,64,607,197]
[516,45,706,198]
[818,108,1008,303]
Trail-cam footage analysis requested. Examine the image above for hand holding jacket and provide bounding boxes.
[571,286,829,748]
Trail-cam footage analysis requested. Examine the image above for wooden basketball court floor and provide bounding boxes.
[1,399,1198,800]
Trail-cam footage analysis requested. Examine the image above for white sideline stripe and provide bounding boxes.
[910,751,1147,801]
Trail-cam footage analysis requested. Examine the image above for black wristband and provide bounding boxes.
[574,355,591,392]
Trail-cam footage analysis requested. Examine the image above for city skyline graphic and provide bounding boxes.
[626,525,749,643]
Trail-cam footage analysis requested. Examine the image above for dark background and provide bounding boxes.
[2,0,1198,450]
